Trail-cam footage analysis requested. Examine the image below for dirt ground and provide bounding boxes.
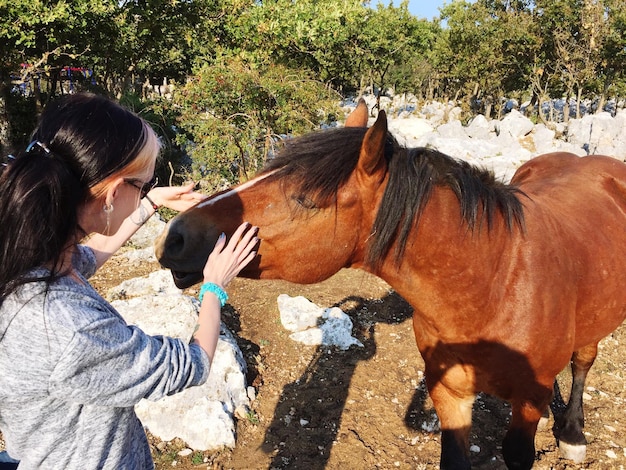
[82,250,626,470]
[2,252,626,470]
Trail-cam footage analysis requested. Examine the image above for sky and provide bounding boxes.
[390,1,477,21]
[402,1,446,20]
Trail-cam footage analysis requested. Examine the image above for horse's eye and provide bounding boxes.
[293,195,317,209]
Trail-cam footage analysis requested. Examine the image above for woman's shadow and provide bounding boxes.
[259,291,413,470]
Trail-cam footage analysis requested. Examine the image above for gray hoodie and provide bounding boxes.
[0,245,210,469]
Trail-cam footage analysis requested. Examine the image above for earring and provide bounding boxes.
[103,203,114,234]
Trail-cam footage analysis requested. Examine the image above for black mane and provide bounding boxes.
[262,126,525,267]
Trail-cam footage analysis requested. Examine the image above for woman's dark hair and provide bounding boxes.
[0,92,156,303]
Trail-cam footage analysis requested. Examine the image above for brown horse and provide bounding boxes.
[155,100,626,469]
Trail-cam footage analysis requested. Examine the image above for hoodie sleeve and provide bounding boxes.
[47,297,210,407]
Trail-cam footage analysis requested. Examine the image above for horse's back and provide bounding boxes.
[511,152,626,347]
[513,152,626,192]
[512,152,626,217]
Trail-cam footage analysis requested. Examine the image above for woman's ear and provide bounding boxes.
[105,177,126,206]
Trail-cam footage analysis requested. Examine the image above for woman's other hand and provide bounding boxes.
[147,183,208,212]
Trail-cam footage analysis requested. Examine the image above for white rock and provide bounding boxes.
[566,115,593,150]
[465,114,492,140]
[111,270,249,451]
[589,112,621,154]
[495,110,534,138]
[531,124,556,154]
[388,117,433,144]
[436,119,466,140]
[112,293,196,340]
[129,214,166,249]
[277,294,363,350]
[130,321,248,450]
[278,294,325,332]
[108,269,183,299]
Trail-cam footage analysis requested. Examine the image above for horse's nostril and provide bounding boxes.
[166,231,185,257]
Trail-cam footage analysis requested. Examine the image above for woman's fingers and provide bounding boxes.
[203,223,258,287]
[226,222,253,249]
[233,225,258,259]
[234,235,258,270]
[227,224,258,272]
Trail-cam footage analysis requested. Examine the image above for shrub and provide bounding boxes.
[173,57,340,192]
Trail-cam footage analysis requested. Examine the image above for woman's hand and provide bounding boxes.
[192,222,258,362]
[147,183,207,213]
[202,222,259,289]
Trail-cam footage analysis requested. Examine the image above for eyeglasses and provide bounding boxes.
[124,175,158,199]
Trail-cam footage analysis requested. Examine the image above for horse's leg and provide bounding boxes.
[502,397,547,470]
[428,381,475,469]
[554,343,598,463]
[537,405,551,431]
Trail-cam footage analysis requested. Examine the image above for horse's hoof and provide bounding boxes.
[559,441,586,463]
[537,416,550,431]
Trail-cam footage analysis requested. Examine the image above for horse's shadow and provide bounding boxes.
[226,291,561,469]
[258,291,413,469]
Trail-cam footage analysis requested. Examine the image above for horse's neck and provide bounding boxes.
[372,188,511,334]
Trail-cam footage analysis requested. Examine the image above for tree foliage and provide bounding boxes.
[173,57,340,191]
[2,0,626,171]
[357,2,437,99]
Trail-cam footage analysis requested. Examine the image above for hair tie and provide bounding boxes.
[1,154,15,168]
[25,140,51,156]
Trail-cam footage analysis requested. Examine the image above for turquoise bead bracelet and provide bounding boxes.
[198,282,228,307]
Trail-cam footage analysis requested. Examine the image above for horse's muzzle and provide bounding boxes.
[170,270,203,289]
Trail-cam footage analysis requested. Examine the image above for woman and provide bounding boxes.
[0,93,258,469]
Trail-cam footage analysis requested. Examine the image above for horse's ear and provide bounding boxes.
[358,110,388,177]
[345,98,368,128]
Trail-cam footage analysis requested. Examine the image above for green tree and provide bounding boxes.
[597,0,626,113]
[0,0,116,151]
[0,0,227,152]
[104,0,219,97]
[437,0,537,118]
[173,57,341,191]
[233,0,366,88]
[357,2,437,105]
[530,0,580,120]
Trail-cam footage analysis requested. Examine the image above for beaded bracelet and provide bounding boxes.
[198,282,228,307]
[144,194,160,211]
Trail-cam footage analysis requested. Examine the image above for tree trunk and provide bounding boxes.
[358,75,365,99]
[596,95,605,114]
[537,96,550,127]
[484,95,493,120]
[427,77,435,100]
[550,100,555,122]
[599,73,614,115]
[33,74,43,114]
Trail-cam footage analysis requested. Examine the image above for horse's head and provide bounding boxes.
[155,100,392,288]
